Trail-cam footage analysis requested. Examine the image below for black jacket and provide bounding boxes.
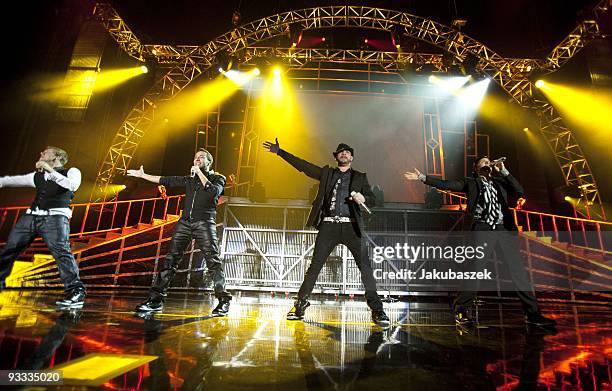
[424,173,524,230]
[160,173,226,221]
[278,149,375,236]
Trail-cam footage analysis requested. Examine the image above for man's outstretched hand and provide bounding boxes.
[263,138,280,154]
[403,168,422,181]
[127,165,145,178]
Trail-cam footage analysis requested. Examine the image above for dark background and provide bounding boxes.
[0,0,609,214]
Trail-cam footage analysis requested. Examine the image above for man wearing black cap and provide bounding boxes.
[404,156,556,328]
[263,138,390,327]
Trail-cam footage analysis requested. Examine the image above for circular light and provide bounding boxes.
[523,127,529,132]
[218,67,224,73]
[535,80,545,88]
[428,75,436,83]
[140,65,148,74]
[253,68,261,76]
[273,68,281,77]
[564,196,571,202]
[364,38,369,44]
[321,37,326,42]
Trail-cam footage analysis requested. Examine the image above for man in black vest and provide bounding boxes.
[0,146,86,308]
[263,139,390,327]
[404,156,556,328]
[127,149,231,316]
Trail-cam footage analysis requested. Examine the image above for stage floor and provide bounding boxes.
[0,290,609,390]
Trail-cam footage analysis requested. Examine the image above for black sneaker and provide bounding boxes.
[454,307,474,325]
[372,310,390,327]
[211,297,231,317]
[525,312,557,328]
[56,289,86,308]
[287,298,310,320]
[135,297,164,313]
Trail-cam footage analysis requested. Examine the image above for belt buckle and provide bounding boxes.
[333,216,341,223]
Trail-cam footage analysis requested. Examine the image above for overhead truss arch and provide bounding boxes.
[91,3,608,219]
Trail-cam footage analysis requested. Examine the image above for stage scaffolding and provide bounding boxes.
[195,60,489,200]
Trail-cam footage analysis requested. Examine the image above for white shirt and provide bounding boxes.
[0,168,81,219]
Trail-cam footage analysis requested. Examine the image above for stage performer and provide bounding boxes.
[263,138,390,327]
[0,146,86,308]
[404,156,556,328]
[128,149,231,316]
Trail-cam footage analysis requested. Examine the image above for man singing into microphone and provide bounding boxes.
[127,149,231,316]
[0,146,86,308]
[263,139,390,326]
[404,156,556,328]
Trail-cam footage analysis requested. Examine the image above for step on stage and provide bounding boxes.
[0,290,609,390]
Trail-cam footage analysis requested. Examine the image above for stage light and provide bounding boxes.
[523,127,529,132]
[564,196,572,202]
[215,51,234,73]
[253,68,261,76]
[461,53,480,76]
[221,68,259,87]
[289,23,303,47]
[458,78,491,111]
[391,25,403,49]
[93,66,151,93]
[321,37,326,42]
[535,81,612,140]
[364,38,369,44]
[429,75,471,94]
[535,80,545,88]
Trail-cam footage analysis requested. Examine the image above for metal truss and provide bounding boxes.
[91,3,608,218]
[545,0,610,70]
[92,3,145,61]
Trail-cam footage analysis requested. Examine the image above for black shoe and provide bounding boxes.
[135,297,164,312]
[56,289,86,308]
[525,312,556,328]
[454,307,473,325]
[211,297,231,317]
[287,298,310,320]
[372,310,390,327]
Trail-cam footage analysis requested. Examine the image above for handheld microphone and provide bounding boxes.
[492,157,507,163]
[190,166,197,178]
[350,191,372,214]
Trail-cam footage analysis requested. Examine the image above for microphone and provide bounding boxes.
[350,191,372,215]
[492,157,506,163]
[190,166,197,178]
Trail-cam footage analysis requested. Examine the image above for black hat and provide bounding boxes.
[332,143,354,157]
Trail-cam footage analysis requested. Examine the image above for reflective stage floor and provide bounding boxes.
[0,290,610,390]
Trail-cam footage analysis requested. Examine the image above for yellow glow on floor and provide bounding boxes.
[53,354,157,386]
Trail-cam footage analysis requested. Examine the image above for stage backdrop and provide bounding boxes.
[256,92,425,203]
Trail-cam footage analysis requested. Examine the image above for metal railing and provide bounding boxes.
[0,195,184,241]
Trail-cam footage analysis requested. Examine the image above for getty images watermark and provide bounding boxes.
[372,242,493,280]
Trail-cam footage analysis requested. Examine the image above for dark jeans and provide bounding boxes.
[298,222,384,311]
[0,214,84,292]
[454,222,539,314]
[150,218,229,300]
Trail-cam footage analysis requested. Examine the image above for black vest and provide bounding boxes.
[31,168,75,210]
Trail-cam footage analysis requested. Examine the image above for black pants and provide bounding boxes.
[0,214,84,293]
[454,222,539,314]
[298,222,384,311]
[150,218,229,300]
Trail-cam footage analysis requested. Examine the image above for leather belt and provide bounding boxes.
[322,216,355,223]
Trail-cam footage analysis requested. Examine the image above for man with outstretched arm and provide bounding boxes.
[263,138,390,327]
[404,156,556,328]
[127,149,231,316]
[0,146,86,308]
